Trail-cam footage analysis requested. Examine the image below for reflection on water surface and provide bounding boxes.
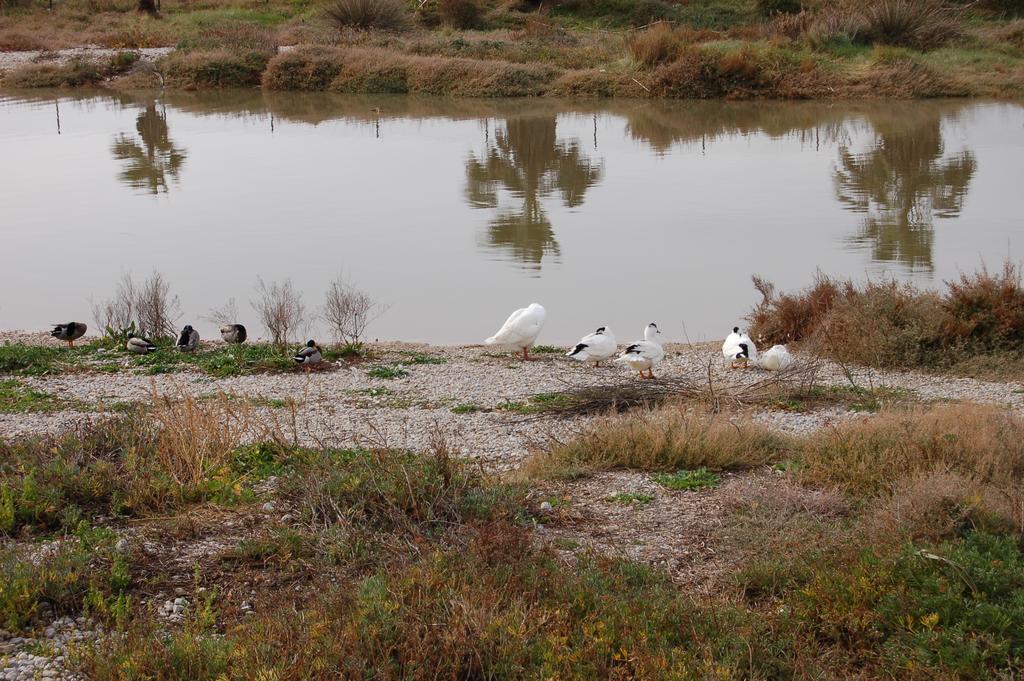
[466,114,603,270]
[0,90,1020,343]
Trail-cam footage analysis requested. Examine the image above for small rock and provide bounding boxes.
[539,501,553,513]
[261,502,275,512]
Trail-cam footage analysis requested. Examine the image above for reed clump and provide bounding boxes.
[322,0,408,31]
[627,22,681,66]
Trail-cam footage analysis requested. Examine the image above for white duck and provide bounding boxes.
[615,323,664,379]
[759,344,794,372]
[722,326,758,369]
[566,326,617,367]
[484,303,547,360]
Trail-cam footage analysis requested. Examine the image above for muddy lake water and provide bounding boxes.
[1,90,1021,344]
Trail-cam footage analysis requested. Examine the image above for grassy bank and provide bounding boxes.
[1,0,1023,98]
[0,337,368,377]
[4,399,1024,677]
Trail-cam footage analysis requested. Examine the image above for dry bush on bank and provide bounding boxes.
[252,277,305,347]
[749,263,1024,369]
[162,49,270,88]
[859,0,962,50]
[134,271,181,339]
[322,276,387,346]
[92,272,138,337]
[261,45,347,90]
[647,43,822,99]
[322,0,408,31]
[91,271,180,339]
[942,262,1024,352]
[627,22,680,66]
[204,298,239,327]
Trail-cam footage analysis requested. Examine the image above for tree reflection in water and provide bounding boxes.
[834,108,976,272]
[465,115,602,271]
[111,100,187,194]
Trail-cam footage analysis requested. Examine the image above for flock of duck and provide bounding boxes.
[485,302,793,379]
[49,303,794,378]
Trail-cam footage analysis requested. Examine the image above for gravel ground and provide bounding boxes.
[0,616,92,681]
[3,333,1024,467]
[0,46,172,74]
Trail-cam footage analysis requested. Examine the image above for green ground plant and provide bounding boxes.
[366,365,409,379]
[0,379,63,413]
[652,467,720,491]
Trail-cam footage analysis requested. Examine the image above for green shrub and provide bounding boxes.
[366,365,408,379]
[0,523,130,631]
[796,532,1024,675]
[653,467,720,491]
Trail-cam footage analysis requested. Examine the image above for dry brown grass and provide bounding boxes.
[0,29,46,51]
[988,19,1024,50]
[263,45,559,96]
[859,0,962,50]
[627,22,680,66]
[867,470,1020,542]
[147,391,258,489]
[2,59,107,87]
[800,404,1024,507]
[548,67,628,97]
[525,407,795,478]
